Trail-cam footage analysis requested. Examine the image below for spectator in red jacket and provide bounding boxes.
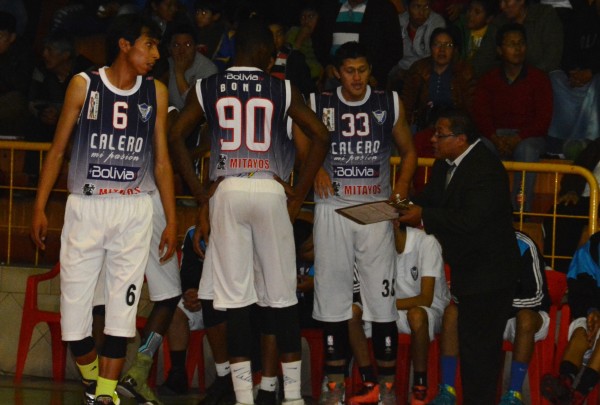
[472,23,552,212]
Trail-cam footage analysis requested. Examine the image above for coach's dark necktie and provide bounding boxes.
[445,163,456,189]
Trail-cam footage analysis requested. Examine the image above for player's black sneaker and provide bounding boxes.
[83,379,97,405]
[200,375,236,405]
[94,394,119,404]
[541,373,574,405]
[255,389,277,405]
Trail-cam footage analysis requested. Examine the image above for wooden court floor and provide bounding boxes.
[0,375,203,405]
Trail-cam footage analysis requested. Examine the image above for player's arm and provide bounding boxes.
[153,80,178,262]
[288,86,330,216]
[395,276,435,310]
[391,99,417,200]
[168,84,206,204]
[30,75,86,250]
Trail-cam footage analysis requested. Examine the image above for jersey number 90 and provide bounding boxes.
[217,97,274,151]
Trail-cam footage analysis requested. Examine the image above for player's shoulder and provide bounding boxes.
[410,227,441,249]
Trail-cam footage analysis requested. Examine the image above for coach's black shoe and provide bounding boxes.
[200,375,235,405]
[158,367,189,395]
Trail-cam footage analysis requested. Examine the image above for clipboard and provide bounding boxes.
[335,199,409,225]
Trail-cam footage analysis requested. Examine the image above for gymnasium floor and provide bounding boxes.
[0,375,203,405]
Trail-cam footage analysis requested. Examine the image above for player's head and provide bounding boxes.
[333,41,372,102]
[233,19,275,71]
[106,13,162,69]
[431,109,478,159]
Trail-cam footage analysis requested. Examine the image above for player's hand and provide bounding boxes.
[182,288,202,312]
[273,175,304,221]
[31,210,48,250]
[557,191,579,206]
[193,203,210,258]
[397,204,423,228]
[159,222,178,263]
[586,309,600,345]
[314,168,334,199]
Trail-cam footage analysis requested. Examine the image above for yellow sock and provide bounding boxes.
[77,356,99,381]
[96,376,118,398]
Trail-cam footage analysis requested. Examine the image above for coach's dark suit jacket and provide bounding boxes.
[413,141,521,296]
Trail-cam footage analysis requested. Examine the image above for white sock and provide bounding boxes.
[282,360,302,400]
[216,361,231,377]
[231,361,254,404]
[260,376,278,392]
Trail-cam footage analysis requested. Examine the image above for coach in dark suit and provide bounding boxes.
[398,109,521,404]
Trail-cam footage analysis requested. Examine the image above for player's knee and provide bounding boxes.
[372,321,397,362]
[407,307,428,331]
[101,335,128,359]
[350,304,363,324]
[154,295,181,312]
[323,321,349,362]
[442,304,458,327]
[201,299,227,328]
[70,336,96,358]
[515,309,541,335]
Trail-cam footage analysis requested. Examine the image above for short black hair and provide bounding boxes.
[43,31,76,57]
[194,0,223,14]
[166,23,198,44]
[333,41,371,70]
[468,0,497,18]
[437,109,479,144]
[234,18,274,58]
[429,27,460,52]
[0,11,16,33]
[105,14,162,65]
[496,22,527,47]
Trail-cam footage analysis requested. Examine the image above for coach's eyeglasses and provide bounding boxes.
[432,131,457,139]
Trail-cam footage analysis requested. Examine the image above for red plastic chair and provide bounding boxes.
[14,262,67,383]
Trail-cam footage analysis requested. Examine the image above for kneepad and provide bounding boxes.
[100,335,128,359]
[92,305,106,316]
[323,321,349,362]
[371,321,397,362]
[269,305,301,354]
[153,295,180,311]
[70,336,96,358]
[226,306,254,358]
[201,299,227,328]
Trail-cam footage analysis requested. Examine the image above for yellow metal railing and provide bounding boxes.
[1,141,598,269]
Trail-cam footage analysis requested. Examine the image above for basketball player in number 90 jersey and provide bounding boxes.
[168,19,330,405]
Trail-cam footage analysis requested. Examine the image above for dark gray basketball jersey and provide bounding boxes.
[196,67,295,181]
[310,86,399,205]
[68,68,157,196]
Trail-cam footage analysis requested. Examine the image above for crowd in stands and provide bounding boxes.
[1,0,598,169]
[3,0,600,404]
